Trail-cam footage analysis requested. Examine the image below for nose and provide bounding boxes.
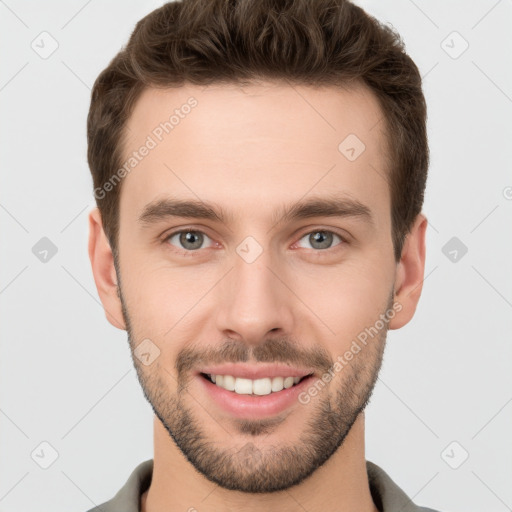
[214,244,295,346]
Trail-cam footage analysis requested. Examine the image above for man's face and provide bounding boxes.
[113,81,399,492]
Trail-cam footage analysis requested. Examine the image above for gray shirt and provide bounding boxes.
[86,459,441,512]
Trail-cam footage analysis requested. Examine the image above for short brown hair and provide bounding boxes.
[87,0,428,262]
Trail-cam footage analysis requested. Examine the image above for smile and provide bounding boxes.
[202,373,312,396]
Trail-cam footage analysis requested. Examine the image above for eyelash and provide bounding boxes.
[161,227,349,256]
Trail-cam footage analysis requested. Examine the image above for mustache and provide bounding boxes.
[175,336,333,379]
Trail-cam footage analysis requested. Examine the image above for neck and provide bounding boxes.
[141,412,378,512]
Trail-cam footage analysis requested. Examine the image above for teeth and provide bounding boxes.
[271,376,284,392]
[253,378,271,395]
[207,374,306,395]
[223,374,235,391]
[235,377,253,394]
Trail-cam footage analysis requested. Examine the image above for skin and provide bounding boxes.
[88,80,427,512]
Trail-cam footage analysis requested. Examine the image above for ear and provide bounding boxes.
[88,207,126,330]
[388,213,428,330]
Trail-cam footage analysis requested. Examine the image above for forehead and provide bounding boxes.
[119,80,390,230]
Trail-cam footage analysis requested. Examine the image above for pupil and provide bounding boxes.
[181,231,202,249]
[311,231,332,249]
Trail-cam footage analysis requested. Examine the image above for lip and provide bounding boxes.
[196,363,316,380]
[197,372,316,419]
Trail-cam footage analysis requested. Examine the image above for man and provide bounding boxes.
[86,0,440,510]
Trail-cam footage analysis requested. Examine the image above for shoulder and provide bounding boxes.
[366,460,443,512]
[84,459,153,512]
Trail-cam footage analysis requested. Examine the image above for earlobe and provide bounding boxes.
[388,213,428,330]
[88,208,126,330]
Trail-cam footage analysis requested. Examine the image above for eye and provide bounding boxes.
[295,230,346,251]
[164,229,214,252]
[162,227,347,255]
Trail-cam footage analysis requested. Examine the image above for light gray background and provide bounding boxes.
[1,1,511,511]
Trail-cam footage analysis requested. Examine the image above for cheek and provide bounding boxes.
[121,260,218,342]
[294,260,392,343]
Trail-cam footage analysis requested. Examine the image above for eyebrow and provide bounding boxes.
[137,195,374,229]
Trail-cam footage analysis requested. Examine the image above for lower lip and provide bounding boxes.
[197,373,315,419]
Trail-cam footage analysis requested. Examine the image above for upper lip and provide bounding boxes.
[197,363,315,380]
